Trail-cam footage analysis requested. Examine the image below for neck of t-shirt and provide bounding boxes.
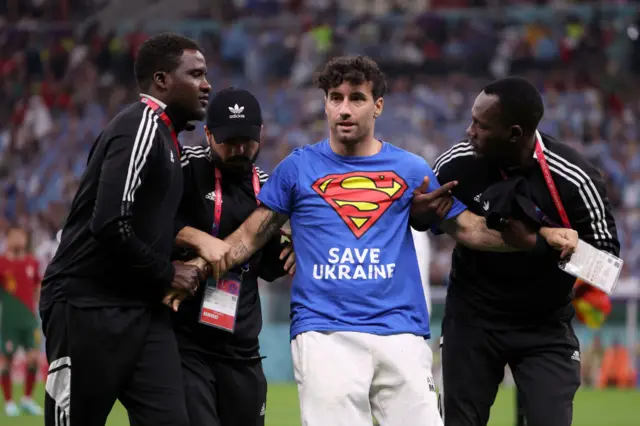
[140,92,190,134]
[329,137,382,157]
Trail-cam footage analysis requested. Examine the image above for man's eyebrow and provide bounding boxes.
[471,113,486,126]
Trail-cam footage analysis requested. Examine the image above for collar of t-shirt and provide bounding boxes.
[139,93,167,109]
[140,92,187,133]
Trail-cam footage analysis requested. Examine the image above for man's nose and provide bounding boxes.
[338,100,352,117]
[201,79,211,93]
[466,123,474,139]
[231,144,246,156]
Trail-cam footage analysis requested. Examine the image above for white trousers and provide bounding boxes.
[291,331,443,426]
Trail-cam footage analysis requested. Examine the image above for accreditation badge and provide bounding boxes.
[198,271,242,333]
[558,239,623,295]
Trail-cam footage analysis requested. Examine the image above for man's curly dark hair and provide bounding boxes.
[314,56,387,100]
[134,32,202,91]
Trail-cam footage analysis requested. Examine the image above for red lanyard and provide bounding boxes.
[140,96,181,160]
[212,167,261,237]
[500,134,571,229]
[533,136,571,228]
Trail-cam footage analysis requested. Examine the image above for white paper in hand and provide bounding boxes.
[558,239,623,295]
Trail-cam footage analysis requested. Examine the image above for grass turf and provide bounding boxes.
[2,383,639,425]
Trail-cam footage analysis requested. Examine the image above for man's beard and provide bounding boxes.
[334,126,366,144]
[211,148,260,177]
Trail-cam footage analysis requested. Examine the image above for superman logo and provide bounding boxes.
[312,171,408,238]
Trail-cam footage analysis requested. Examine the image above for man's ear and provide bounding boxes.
[510,125,523,143]
[153,71,170,91]
[374,97,384,119]
[204,126,215,145]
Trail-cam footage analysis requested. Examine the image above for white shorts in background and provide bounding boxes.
[291,331,443,426]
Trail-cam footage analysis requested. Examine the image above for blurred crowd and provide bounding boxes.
[1,0,640,290]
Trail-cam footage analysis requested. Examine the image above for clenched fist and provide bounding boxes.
[171,261,204,296]
[164,259,208,312]
[539,227,579,259]
[197,236,232,265]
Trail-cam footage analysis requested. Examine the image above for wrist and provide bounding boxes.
[193,232,211,257]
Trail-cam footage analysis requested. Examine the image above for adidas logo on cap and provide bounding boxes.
[228,104,245,119]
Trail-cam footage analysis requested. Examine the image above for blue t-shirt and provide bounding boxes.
[258,140,467,340]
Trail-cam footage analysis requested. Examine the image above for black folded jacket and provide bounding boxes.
[480,176,543,232]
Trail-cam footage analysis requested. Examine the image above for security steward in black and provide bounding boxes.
[431,77,619,426]
[170,88,295,426]
[39,33,211,426]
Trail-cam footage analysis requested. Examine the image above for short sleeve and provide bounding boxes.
[257,151,299,216]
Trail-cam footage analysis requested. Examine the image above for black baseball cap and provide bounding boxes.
[206,87,263,144]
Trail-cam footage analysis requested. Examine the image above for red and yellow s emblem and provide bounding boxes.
[312,171,408,238]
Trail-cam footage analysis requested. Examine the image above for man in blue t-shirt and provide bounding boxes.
[205,57,577,426]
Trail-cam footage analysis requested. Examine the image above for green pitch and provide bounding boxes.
[2,383,639,425]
